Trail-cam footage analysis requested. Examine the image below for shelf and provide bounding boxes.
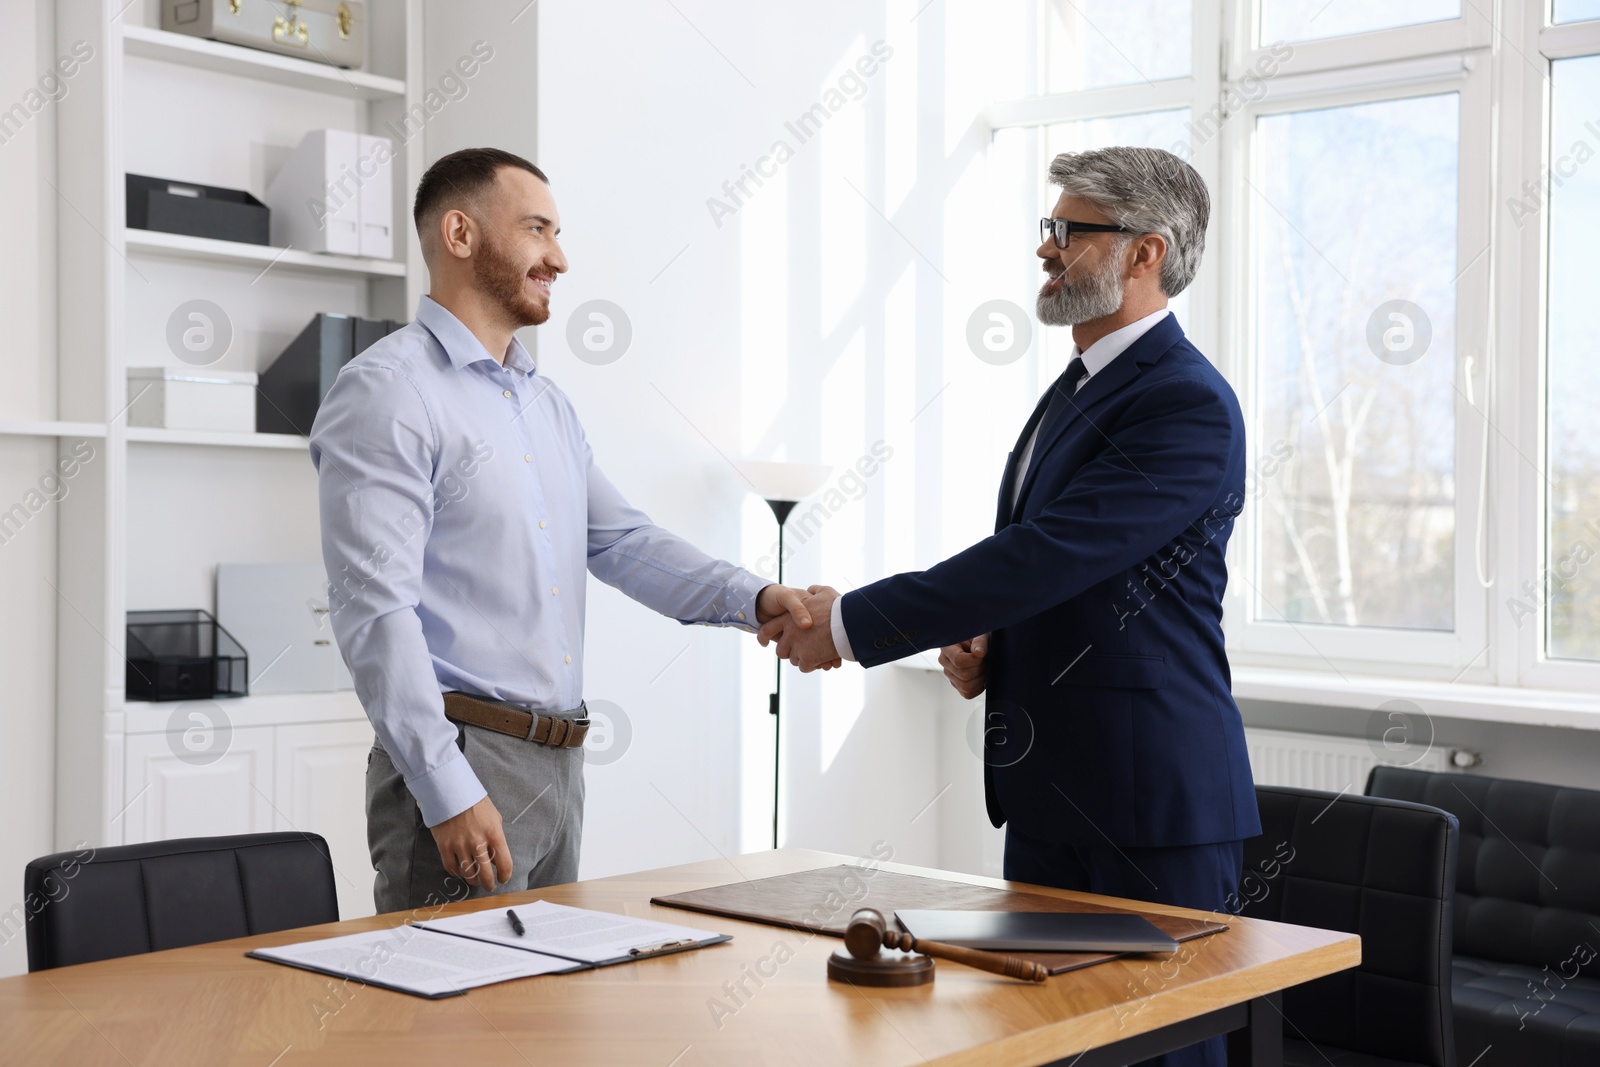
[125,228,407,278]
[119,689,366,733]
[127,427,310,451]
[122,24,406,101]
[0,420,107,438]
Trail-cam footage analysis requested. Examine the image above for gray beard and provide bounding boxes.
[1036,250,1127,326]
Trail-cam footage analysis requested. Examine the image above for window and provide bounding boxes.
[1259,0,1461,43]
[1044,0,1192,92]
[1553,0,1600,24]
[1545,54,1600,661]
[976,0,1600,694]
[1251,94,1460,631]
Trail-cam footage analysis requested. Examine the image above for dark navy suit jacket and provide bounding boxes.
[839,314,1260,849]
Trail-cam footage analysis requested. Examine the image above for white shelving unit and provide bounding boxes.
[126,229,409,279]
[0,420,107,438]
[126,427,310,450]
[49,0,427,923]
[121,24,407,99]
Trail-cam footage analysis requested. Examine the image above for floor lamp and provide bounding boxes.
[734,460,831,850]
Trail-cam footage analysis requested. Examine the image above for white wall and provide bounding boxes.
[0,0,64,980]
[517,0,1048,876]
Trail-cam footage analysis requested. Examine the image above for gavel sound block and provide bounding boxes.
[826,907,1050,987]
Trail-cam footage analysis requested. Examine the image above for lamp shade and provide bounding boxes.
[733,460,832,503]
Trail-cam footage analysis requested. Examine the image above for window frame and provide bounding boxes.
[1508,11,1600,692]
[1218,52,1493,677]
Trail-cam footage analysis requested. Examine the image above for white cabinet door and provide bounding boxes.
[275,720,376,920]
[123,718,276,843]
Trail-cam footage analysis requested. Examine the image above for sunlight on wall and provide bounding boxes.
[883,0,918,216]
[883,266,918,575]
[820,328,869,771]
[740,164,791,456]
[820,38,869,339]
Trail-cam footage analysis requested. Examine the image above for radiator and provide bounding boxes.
[1244,727,1455,793]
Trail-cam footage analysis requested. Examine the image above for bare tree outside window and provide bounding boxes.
[1546,55,1600,661]
[1253,94,1460,630]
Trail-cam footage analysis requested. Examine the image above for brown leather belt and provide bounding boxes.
[442,692,590,749]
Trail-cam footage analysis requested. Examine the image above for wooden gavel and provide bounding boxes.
[843,908,1048,983]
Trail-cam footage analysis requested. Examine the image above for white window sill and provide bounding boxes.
[1232,667,1599,731]
[894,657,1600,731]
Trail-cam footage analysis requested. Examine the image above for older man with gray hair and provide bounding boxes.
[763,146,1257,1067]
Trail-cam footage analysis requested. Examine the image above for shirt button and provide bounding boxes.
[564,655,572,664]
[523,454,532,462]
[539,520,548,529]
[503,389,513,398]
[551,586,559,596]
[737,612,746,620]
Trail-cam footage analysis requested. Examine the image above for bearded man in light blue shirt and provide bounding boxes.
[310,147,813,913]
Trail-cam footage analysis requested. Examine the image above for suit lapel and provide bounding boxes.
[1008,314,1185,523]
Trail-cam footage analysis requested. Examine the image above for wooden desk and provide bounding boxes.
[0,849,1358,1066]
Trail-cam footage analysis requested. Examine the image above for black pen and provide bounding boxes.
[507,909,525,936]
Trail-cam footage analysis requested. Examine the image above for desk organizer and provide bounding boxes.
[125,609,249,701]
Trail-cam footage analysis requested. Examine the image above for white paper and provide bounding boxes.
[416,900,725,964]
[251,926,577,997]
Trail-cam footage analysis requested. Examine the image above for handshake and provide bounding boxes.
[752,583,844,671]
[752,583,991,699]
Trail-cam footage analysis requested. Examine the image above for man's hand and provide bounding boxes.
[755,583,814,627]
[758,585,842,671]
[939,634,990,699]
[429,795,512,892]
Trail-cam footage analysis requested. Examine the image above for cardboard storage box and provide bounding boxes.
[127,367,258,432]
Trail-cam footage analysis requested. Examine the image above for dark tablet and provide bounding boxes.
[894,910,1181,954]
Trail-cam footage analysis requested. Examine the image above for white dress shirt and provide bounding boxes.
[830,307,1171,662]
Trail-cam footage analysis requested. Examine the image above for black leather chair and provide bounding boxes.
[1240,785,1458,1067]
[24,832,339,971]
[1368,766,1600,1067]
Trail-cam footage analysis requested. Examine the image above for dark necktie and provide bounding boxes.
[1000,355,1089,527]
[1037,355,1088,444]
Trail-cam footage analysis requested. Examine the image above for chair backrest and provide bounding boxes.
[1368,765,1600,978]
[1242,785,1458,1067]
[24,832,339,971]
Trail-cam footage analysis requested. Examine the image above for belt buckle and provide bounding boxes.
[544,716,571,748]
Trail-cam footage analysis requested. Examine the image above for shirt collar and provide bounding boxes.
[415,294,538,376]
[1070,307,1171,382]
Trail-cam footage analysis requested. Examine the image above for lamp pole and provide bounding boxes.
[765,498,798,851]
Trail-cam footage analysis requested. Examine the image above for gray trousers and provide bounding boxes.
[365,721,585,915]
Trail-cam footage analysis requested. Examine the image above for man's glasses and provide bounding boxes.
[1039,217,1132,249]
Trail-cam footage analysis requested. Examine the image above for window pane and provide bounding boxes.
[1546,56,1600,660]
[1554,0,1600,23]
[1253,95,1459,630]
[1045,0,1191,93]
[1260,0,1459,43]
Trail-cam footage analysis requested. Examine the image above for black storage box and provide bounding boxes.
[126,609,249,701]
[126,174,270,246]
[257,313,405,435]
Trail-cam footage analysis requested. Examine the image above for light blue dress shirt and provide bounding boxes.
[310,295,765,827]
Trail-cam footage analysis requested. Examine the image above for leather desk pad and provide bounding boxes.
[651,865,1227,976]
